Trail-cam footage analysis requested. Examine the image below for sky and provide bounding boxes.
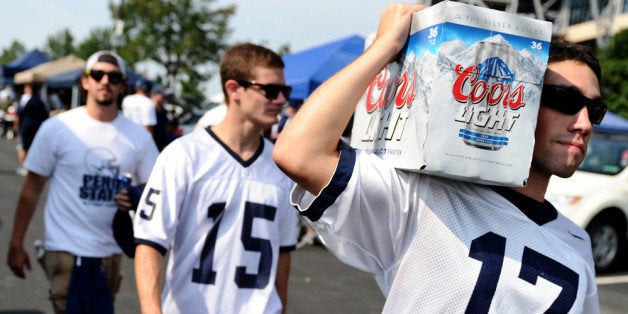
[0,0,412,97]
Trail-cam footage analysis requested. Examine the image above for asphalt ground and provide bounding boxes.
[0,136,626,313]
[0,137,383,313]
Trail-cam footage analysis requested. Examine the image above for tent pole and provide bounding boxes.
[72,85,79,108]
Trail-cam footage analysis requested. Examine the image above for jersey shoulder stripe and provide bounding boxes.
[301,141,355,221]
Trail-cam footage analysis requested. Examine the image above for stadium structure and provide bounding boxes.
[427,0,628,47]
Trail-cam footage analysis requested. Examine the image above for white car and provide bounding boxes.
[546,132,628,273]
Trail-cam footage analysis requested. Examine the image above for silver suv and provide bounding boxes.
[547,132,628,273]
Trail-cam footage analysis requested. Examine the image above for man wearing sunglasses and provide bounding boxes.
[274,3,602,313]
[7,50,159,314]
[134,43,298,314]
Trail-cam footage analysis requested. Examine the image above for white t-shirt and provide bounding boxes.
[25,106,159,257]
[134,127,298,314]
[19,94,32,108]
[122,93,157,127]
[291,142,600,313]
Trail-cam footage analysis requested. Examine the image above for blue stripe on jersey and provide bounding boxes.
[135,238,168,256]
[302,141,355,222]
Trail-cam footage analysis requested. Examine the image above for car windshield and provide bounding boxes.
[579,133,628,175]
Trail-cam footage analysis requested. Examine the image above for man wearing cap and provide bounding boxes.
[122,77,157,134]
[7,50,159,314]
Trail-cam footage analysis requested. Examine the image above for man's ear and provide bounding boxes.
[224,79,240,101]
[80,75,89,90]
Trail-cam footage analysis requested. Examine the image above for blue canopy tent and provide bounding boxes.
[1,49,49,85]
[283,34,365,101]
[595,111,628,134]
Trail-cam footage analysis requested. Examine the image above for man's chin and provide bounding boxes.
[553,170,577,179]
[553,164,579,178]
[97,100,116,107]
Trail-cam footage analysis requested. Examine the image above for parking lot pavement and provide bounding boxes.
[0,138,625,313]
[0,138,384,314]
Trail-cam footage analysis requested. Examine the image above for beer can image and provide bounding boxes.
[459,41,518,151]
[115,173,133,193]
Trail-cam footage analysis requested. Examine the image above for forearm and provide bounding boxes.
[275,252,291,314]
[135,244,165,314]
[274,4,425,194]
[9,173,46,248]
[274,42,398,193]
[294,39,399,145]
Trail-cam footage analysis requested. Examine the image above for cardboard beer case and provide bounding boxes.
[350,0,552,186]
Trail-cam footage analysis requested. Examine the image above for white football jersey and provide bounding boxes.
[134,128,298,314]
[291,142,599,313]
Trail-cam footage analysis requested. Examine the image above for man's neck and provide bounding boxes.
[85,101,118,122]
[509,168,551,202]
[211,115,263,161]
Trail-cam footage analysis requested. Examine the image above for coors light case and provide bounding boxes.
[350,0,552,186]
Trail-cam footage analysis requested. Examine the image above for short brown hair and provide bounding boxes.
[219,43,285,102]
[547,39,601,88]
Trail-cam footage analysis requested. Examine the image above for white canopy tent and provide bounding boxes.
[14,55,86,85]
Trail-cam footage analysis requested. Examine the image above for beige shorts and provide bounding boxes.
[38,251,122,314]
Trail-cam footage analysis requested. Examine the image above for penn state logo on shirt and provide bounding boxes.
[80,147,121,206]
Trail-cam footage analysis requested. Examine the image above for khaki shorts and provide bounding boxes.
[38,251,122,314]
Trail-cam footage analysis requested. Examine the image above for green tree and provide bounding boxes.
[276,43,291,57]
[0,40,27,64]
[598,29,628,119]
[75,27,115,60]
[114,0,235,105]
[43,29,75,59]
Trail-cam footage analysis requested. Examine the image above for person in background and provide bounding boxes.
[2,103,18,140]
[269,100,301,142]
[164,115,181,146]
[47,93,64,115]
[149,85,176,151]
[122,78,156,133]
[0,85,17,138]
[7,50,159,314]
[14,82,49,176]
[273,3,603,312]
[133,43,298,314]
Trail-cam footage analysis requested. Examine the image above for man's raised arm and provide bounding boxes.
[273,3,426,194]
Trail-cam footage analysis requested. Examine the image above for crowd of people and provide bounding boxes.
[0,71,183,175]
[4,3,608,313]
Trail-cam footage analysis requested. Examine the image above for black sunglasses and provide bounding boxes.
[541,84,607,125]
[86,69,126,85]
[237,79,292,100]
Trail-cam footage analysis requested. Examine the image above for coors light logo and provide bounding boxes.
[361,60,416,142]
[452,41,526,151]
